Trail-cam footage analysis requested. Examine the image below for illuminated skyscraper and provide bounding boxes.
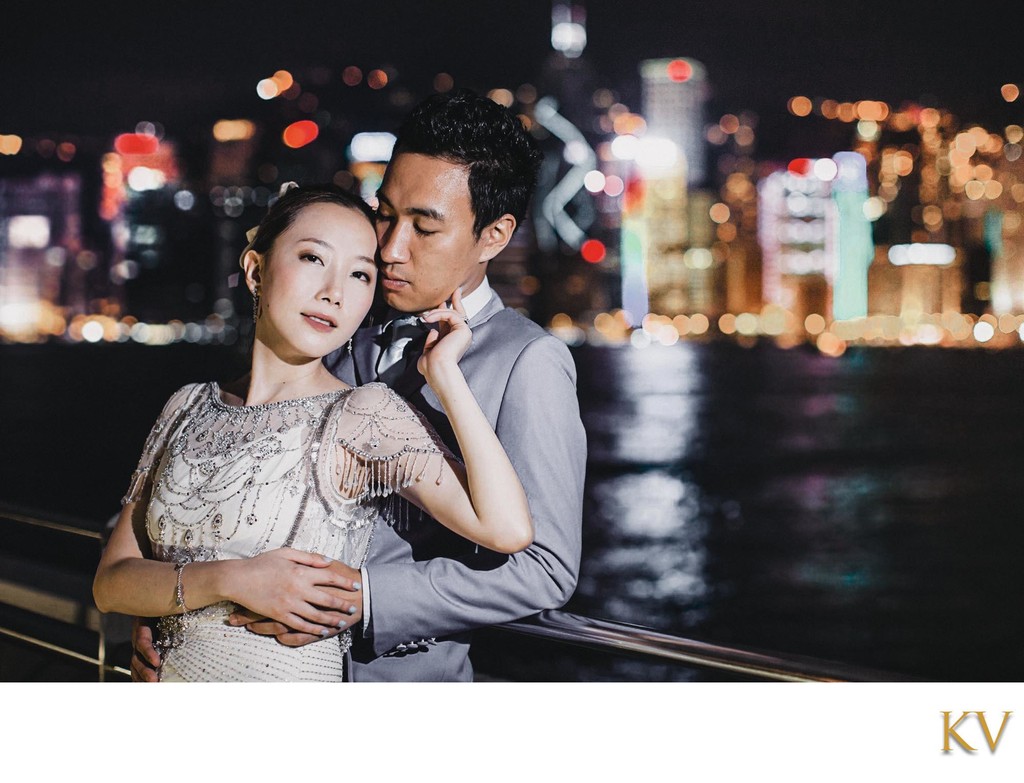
[641,58,708,188]
[758,152,875,322]
[0,173,83,340]
[830,151,873,320]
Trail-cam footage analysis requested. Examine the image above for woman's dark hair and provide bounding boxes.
[392,89,542,238]
[247,183,375,258]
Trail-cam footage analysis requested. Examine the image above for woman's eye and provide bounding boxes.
[352,270,372,283]
[301,253,323,265]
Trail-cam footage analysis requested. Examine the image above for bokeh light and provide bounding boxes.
[488,88,514,107]
[603,175,625,197]
[708,203,731,223]
[788,96,812,117]
[114,133,159,155]
[282,120,319,148]
[583,170,606,193]
[256,78,279,100]
[666,59,692,82]
[342,66,363,86]
[433,72,454,92]
[272,70,294,92]
[0,135,24,155]
[581,239,607,263]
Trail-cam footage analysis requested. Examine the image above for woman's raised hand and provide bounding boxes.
[417,286,472,389]
[227,547,359,636]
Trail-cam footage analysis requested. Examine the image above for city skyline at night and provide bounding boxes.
[4,2,1024,353]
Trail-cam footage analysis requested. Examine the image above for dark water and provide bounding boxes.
[2,340,1023,681]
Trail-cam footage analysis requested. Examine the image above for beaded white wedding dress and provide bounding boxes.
[121,381,448,682]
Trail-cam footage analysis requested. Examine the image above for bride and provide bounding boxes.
[92,183,533,681]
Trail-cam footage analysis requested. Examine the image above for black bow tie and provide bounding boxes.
[376,316,429,387]
[384,315,427,341]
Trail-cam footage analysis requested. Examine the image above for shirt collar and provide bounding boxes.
[460,276,493,321]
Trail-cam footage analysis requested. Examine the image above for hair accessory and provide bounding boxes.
[239,226,259,270]
[278,181,299,196]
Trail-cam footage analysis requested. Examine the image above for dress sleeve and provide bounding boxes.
[326,383,455,502]
[121,383,203,505]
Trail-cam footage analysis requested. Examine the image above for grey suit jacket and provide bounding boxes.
[322,292,586,681]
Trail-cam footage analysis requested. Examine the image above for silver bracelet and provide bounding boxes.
[173,562,191,612]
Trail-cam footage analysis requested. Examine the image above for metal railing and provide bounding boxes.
[0,505,907,682]
[0,505,130,680]
[497,611,906,681]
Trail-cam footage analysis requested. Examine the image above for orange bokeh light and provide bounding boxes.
[788,96,812,117]
[282,120,319,149]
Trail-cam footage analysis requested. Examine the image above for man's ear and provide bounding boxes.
[477,214,517,263]
[241,249,263,292]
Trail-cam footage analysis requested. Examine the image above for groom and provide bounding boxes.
[131,89,587,681]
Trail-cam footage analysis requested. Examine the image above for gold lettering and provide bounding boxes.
[942,711,976,752]
[976,711,1012,753]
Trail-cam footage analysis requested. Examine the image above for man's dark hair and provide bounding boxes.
[392,88,542,238]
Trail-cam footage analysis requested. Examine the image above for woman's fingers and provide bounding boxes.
[298,603,353,629]
[285,599,356,634]
[317,560,363,591]
[309,586,360,615]
[420,308,469,328]
[450,286,467,318]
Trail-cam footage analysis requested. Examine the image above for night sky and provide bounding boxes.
[2,0,1022,160]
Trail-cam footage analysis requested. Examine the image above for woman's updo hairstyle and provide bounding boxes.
[239,182,376,267]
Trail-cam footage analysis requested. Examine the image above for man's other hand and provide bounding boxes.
[130,617,161,682]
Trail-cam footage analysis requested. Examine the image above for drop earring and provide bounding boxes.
[251,286,261,323]
[347,337,354,355]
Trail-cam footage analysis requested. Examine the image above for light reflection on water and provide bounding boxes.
[562,341,1024,681]
[584,471,710,620]
[583,342,704,465]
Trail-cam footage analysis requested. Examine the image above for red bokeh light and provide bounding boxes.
[666,59,692,83]
[622,177,645,213]
[787,158,813,176]
[114,133,159,156]
[282,120,319,149]
[581,239,607,264]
